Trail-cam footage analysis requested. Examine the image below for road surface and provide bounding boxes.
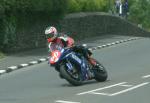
[0,37,150,103]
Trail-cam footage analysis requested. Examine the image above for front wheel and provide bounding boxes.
[60,64,83,86]
[93,60,108,82]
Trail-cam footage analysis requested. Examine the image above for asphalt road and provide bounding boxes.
[0,37,150,103]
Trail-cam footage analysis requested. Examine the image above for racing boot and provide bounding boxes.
[88,57,97,67]
[88,57,101,69]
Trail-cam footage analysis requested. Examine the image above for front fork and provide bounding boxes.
[65,59,87,80]
[80,57,93,80]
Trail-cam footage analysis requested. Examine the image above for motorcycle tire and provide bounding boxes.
[60,64,83,86]
[93,60,108,82]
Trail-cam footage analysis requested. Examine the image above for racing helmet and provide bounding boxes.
[45,26,58,41]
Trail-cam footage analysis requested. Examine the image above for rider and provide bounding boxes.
[44,26,97,67]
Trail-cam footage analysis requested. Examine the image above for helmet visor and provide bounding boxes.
[46,33,55,39]
[45,26,57,40]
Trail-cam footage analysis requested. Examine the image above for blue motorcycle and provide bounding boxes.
[49,43,107,86]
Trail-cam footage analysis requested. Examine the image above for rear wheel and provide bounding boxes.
[60,64,83,86]
[93,60,108,82]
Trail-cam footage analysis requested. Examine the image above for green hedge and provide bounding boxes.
[128,0,150,30]
[67,0,108,13]
[0,0,108,52]
[0,0,69,51]
[1,0,149,52]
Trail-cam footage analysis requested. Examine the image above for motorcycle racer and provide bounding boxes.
[45,26,74,50]
[44,26,97,69]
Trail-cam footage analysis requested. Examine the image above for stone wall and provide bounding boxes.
[11,12,150,52]
[59,12,150,41]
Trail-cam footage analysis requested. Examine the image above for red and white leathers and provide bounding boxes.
[47,35,74,52]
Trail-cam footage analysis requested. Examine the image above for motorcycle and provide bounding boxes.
[49,43,108,86]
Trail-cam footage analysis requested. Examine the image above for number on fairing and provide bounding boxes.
[50,50,61,64]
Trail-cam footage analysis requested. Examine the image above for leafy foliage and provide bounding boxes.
[0,0,68,51]
[67,0,107,12]
[128,0,150,29]
[0,0,150,52]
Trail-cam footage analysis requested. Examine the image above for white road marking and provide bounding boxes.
[111,42,116,45]
[20,64,29,67]
[77,82,126,95]
[115,41,121,44]
[142,75,150,79]
[89,92,111,96]
[29,61,38,64]
[7,66,18,70]
[102,45,107,47]
[120,84,133,87]
[55,100,80,103]
[107,43,112,46]
[39,58,46,61]
[110,82,149,96]
[0,70,6,74]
